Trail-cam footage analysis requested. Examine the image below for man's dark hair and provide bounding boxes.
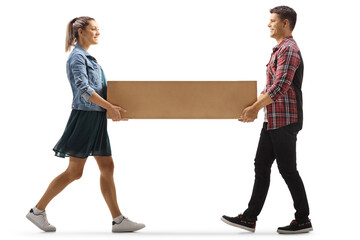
[270,6,297,31]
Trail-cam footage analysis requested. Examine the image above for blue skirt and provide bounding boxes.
[53,110,112,159]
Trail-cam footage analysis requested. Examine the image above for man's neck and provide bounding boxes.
[275,30,293,44]
[276,36,286,45]
[276,35,293,44]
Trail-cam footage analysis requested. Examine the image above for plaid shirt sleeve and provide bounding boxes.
[267,46,300,101]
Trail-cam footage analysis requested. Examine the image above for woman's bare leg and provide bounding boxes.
[94,156,121,218]
[36,156,87,210]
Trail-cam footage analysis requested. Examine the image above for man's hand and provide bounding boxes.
[238,93,273,123]
[239,106,258,122]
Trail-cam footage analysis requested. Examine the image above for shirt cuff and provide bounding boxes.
[267,85,281,101]
[81,87,95,101]
[268,91,275,100]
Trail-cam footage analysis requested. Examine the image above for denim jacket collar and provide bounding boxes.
[74,43,90,55]
[74,44,98,62]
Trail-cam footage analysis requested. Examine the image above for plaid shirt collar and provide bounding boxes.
[272,35,294,52]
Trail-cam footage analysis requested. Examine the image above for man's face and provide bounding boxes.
[268,13,285,39]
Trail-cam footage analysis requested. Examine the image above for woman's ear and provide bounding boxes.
[77,28,83,37]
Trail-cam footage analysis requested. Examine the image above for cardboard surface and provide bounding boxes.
[107,81,257,119]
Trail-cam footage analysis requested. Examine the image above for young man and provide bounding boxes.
[221,6,312,234]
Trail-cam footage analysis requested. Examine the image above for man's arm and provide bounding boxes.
[267,46,300,101]
[240,46,300,122]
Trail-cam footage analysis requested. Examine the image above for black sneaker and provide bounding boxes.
[221,214,256,232]
[277,219,313,234]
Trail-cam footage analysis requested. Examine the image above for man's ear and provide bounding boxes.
[283,19,289,29]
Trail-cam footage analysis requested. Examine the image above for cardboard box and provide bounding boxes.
[107,81,257,119]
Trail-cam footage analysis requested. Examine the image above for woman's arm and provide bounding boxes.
[69,54,127,121]
[69,55,96,101]
[88,92,127,121]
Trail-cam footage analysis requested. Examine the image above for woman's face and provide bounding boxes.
[78,20,100,45]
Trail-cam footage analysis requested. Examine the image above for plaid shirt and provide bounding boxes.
[261,36,303,130]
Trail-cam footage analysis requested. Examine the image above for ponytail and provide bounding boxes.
[65,16,95,52]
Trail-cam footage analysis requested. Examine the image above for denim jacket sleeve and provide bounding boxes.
[69,54,95,101]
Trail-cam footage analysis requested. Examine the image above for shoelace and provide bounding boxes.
[237,214,255,225]
[290,220,297,225]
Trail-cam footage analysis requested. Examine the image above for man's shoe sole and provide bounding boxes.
[277,227,313,234]
[221,217,255,232]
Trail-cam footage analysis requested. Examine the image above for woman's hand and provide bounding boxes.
[87,92,128,121]
[107,104,127,121]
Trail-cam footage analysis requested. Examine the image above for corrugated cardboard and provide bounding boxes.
[107,81,257,119]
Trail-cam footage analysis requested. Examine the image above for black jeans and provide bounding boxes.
[243,122,309,221]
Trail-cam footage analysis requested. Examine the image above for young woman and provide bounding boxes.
[26,16,145,233]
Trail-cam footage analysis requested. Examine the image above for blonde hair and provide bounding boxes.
[65,16,95,52]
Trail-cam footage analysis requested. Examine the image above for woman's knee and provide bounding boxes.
[64,168,84,180]
[101,161,114,175]
[65,157,87,180]
[95,156,115,175]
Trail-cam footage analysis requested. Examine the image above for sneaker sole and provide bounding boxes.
[26,213,56,232]
[221,217,255,232]
[112,224,145,233]
[277,227,313,234]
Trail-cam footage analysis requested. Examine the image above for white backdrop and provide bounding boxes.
[1,0,359,239]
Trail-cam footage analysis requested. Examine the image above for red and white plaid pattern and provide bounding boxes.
[262,36,301,130]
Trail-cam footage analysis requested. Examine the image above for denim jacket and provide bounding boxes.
[66,44,107,112]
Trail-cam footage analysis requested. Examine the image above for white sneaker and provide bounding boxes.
[26,208,56,232]
[112,216,145,232]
